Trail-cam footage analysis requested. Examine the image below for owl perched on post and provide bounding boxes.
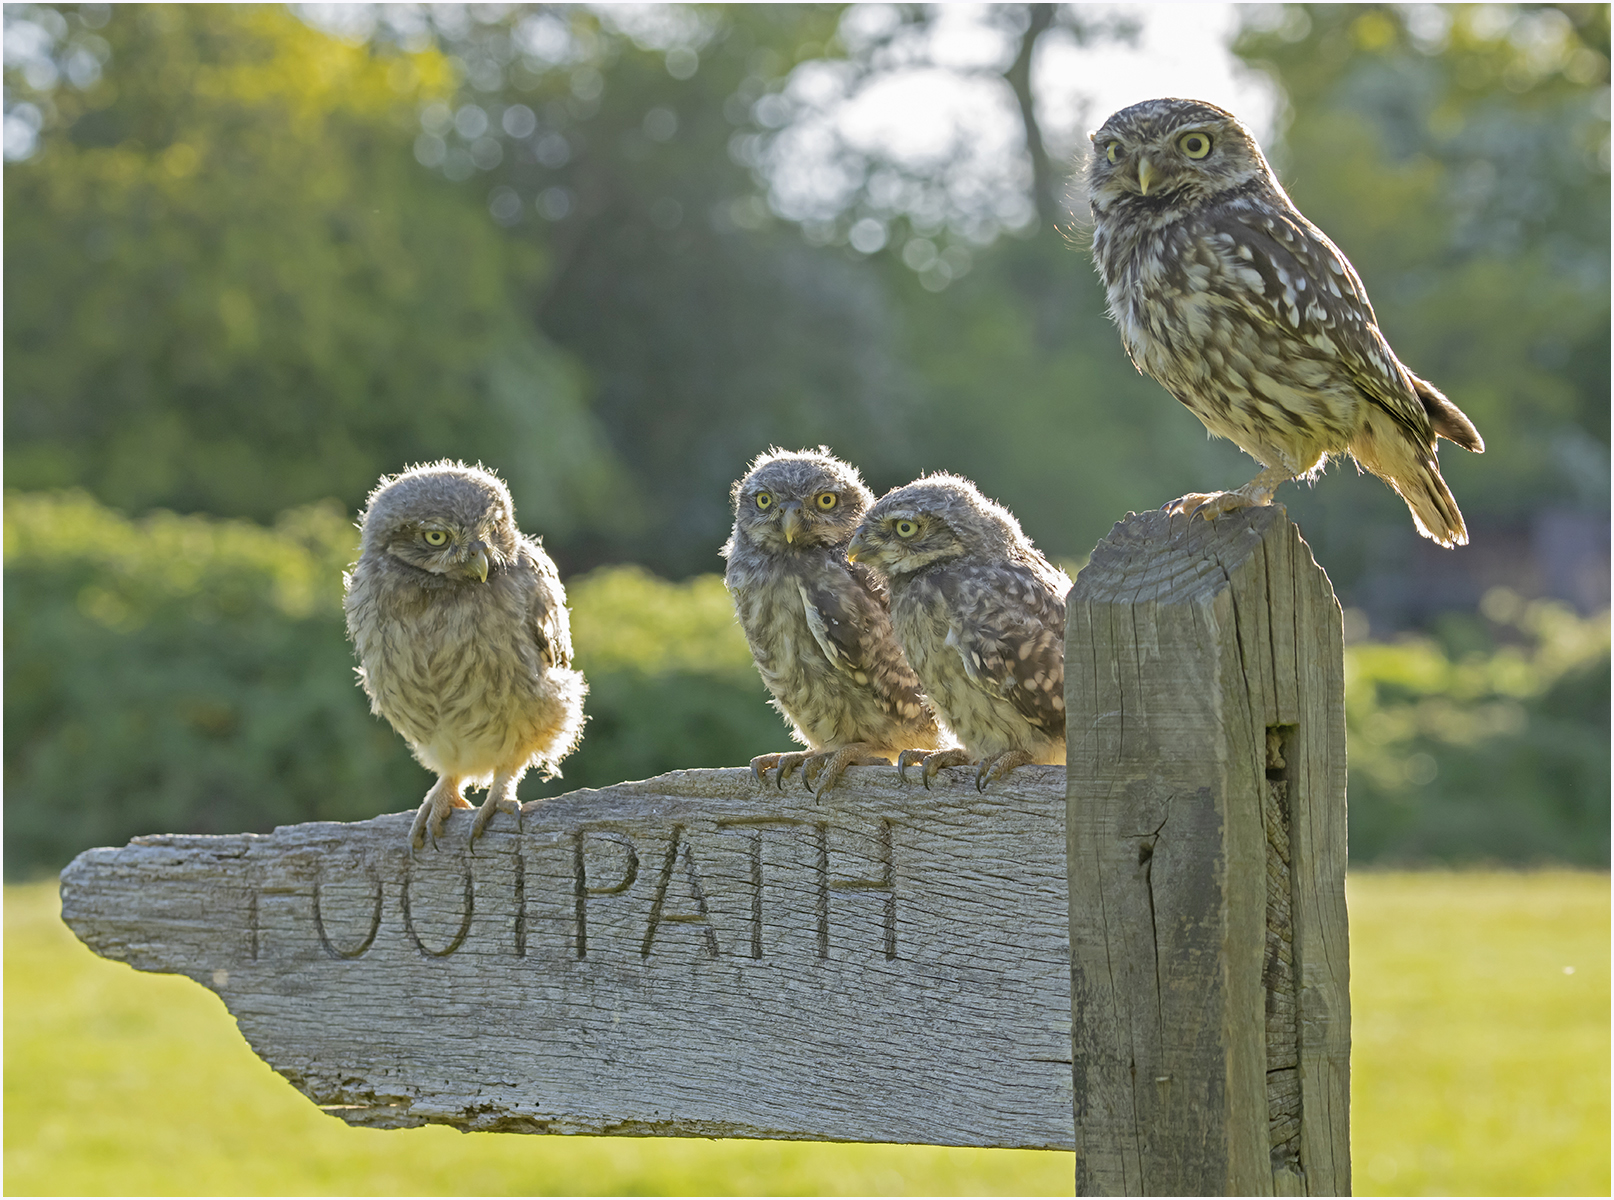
[1086,97,1484,546]
[722,448,949,792]
[847,474,1070,790]
[344,461,587,850]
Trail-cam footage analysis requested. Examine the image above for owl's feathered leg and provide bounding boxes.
[975,749,1035,791]
[470,767,523,843]
[897,747,973,789]
[1164,463,1291,523]
[750,751,812,788]
[801,743,893,794]
[409,774,470,852]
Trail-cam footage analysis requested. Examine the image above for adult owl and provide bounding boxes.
[722,448,949,792]
[1086,97,1484,546]
[344,461,587,850]
[846,474,1070,789]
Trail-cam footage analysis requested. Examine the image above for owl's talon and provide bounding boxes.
[896,748,928,783]
[802,744,890,795]
[470,793,521,843]
[776,752,811,788]
[909,747,971,790]
[976,749,1035,791]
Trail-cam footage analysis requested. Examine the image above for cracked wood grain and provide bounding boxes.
[1066,506,1350,1196]
[60,766,1074,1149]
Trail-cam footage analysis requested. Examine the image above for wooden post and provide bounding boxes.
[1065,506,1351,1196]
[58,506,1350,1193]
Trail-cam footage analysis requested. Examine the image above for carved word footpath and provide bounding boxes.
[267,815,902,968]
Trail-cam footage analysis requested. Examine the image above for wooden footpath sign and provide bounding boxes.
[60,506,1350,1195]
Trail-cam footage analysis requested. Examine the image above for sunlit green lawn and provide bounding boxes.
[6,872,1608,1195]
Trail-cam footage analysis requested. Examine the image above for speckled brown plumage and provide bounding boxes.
[722,448,949,792]
[343,461,586,849]
[847,473,1070,789]
[1086,97,1484,546]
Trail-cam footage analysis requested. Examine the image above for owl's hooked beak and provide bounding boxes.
[846,528,869,563]
[1136,155,1156,196]
[465,541,491,583]
[780,501,806,545]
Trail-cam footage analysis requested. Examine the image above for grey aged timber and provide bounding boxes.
[60,506,1351,1194]
[1066,506,1350,1196]
[60,766,1076,1149]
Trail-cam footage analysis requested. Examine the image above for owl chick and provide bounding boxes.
[344,461,586,850]
[1086,97,1484,546]
[722,448,949,792]
[846,474,1070,790]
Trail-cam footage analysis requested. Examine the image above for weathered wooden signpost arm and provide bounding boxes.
[61,768,1077,1147]
[60,506,1350,1193]
[1065,507,1350,1196]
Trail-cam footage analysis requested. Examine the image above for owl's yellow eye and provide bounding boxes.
[422,530,449,547]
[1105,141,1120,164]
[894,519,918,539]
[815,492,838,511]
[756,492,773,510]
[1179,132,1212,159]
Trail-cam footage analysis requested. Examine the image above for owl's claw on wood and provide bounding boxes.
[408,778,471,852]
[1166,469,1287,524]
[469,793,522,843]
[895,748,929,783]
[801,743,892,794]
[1163,491,1244,520]
[898,747,971,789]
[749,752,811,788]
[975,749,1035,791]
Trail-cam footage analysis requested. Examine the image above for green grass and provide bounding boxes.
[1348,871,1610,1196]
[6,873,1608,1195]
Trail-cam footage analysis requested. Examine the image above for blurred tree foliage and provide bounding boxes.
[3,4,630,536]
[5,3,1606,581]
[6,489,1605,875]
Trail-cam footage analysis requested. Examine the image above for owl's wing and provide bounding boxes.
[520,540,574,670]
[941,564,1066,737]
[798,563,928,712]
[1207,207,1431,440]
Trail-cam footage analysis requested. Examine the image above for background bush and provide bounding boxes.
[1346,592,1611,866]
[2,492,784,875]
[6,490,1607,876]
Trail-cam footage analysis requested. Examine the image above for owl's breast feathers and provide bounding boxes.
[346,541,576,753]
[728,543,942,757]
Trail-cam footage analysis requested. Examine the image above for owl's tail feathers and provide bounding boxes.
[1353,407,1469,548]
[1412,374,1485,454]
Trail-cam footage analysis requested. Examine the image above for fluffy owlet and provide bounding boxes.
[344,461,587,850]
[722,448,949,792]
[1086,97,1484,546]
[846,474,1070,789]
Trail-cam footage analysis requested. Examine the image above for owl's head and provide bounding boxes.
[847,473,1030,581]
[1085,98,1277,217]
[359,460,519,584]
[723,447,873,556]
